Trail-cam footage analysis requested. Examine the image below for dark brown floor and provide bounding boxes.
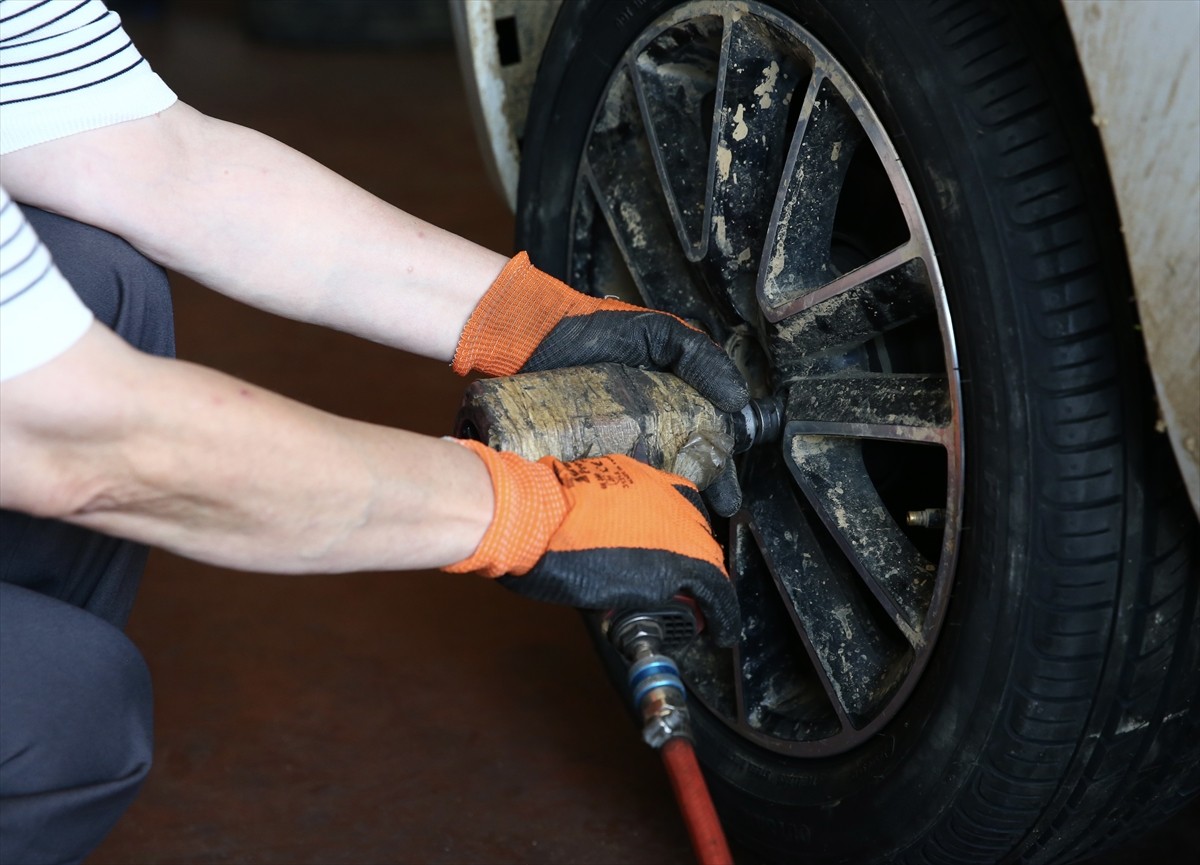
[84,3,1197,864]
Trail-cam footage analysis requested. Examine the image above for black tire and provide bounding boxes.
[516,1,1199,863]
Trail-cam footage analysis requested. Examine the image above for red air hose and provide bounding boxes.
[661,737,734,865]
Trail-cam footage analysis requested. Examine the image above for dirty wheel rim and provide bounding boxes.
[566,1,964,756]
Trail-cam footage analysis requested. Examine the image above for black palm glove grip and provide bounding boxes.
[523,310,748,414]
[500,481,741,647]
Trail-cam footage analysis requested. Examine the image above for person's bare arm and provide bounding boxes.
[0,322,494,572]
[0,102,507,362]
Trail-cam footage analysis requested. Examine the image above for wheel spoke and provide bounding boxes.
[782,373,952,445]
[583,65,715,327]
[785,436,938,646]
[758,71,867,318]
[630,15,724,257]
[764,241,924,323]
[728,519,840,741]
[568,179,643,306]
[702,13,809,322]
[743,455,907,728]
[768,257,936,370]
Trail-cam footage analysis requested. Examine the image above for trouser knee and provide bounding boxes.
[22,205,175,359]
[0,584,153,865]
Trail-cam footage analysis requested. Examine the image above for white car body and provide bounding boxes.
[450,0,1200,516]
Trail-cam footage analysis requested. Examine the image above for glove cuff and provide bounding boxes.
[450,251,633,377]
[441,439,569,578]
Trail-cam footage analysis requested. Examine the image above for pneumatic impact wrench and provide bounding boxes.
[456,363,779,865]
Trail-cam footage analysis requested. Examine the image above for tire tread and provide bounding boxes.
[903,1,1200,860]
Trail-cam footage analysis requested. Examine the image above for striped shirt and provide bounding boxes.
[0,0,176,380]
[0,186,91,380]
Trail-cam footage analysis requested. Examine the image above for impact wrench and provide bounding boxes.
[457,364,782,865]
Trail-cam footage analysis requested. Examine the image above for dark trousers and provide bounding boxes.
[0,208,174,865]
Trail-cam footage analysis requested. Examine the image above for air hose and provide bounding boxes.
[608,609,734,865]
[662,738,733,865]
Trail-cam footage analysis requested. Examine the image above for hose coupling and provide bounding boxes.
[609,611,695,748]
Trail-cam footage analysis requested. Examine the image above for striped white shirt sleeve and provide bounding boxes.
[0,185,93,380]
[0,0,177,155]
[0,0,175,379]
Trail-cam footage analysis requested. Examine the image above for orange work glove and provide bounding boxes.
[443,439,740,647]
[452,252,749,414]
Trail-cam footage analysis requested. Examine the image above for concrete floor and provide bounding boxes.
[85,3,1196,864]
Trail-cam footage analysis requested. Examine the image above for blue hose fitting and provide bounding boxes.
[628,655,685,706]
[609,611,695,748]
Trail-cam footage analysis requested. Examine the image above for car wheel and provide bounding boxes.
[515,1,1200,862]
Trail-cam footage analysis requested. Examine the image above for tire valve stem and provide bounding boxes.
[907,507,946,529]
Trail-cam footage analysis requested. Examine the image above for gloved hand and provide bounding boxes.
[442,439,741,647]
[453,252,749,516]
[452,252,749,415]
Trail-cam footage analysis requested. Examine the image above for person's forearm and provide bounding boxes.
[0,102,507,361]
[0,325,493,572]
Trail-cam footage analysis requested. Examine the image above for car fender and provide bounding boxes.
[1062,0,1199,517]
[449,0,564,211]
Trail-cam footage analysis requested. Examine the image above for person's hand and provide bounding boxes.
[442,439,740,647]
[452,252,748,414]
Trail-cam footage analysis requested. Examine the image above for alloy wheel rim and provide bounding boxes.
[566,1,964,756]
